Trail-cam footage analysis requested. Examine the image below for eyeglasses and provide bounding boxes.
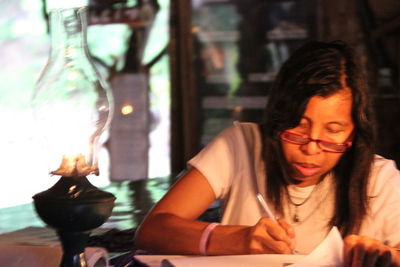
[279,131,353,153]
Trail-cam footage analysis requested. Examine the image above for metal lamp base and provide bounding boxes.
[33,176,115,267]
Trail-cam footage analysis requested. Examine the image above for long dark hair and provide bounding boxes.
[262,40,376,236]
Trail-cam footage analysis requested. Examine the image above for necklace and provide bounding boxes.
[287,184,318,223]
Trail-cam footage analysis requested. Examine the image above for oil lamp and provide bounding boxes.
[31,7,115,267]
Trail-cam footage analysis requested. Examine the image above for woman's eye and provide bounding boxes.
[326,128,342,134]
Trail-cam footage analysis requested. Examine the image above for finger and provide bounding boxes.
[343,248,351,267]
[389,248,400,266]
[250,219,291,254]
[344,235,358,267]
[258,236,292,254]
[376,250,392,267]
[248,237,266,254]
[254,218,293,254]
[277,218,296,238]
[351,244,366,267]
[363,249,380,267]
[265,221,294,251]
[276,219,296,250]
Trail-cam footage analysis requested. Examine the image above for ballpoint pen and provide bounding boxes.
[256,193,278,223]
[256,193,298,254]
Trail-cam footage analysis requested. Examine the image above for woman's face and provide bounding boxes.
[280,88,355,187]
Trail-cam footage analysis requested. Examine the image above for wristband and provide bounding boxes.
[199,222,220,256]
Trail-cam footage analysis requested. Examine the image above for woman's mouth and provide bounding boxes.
[292,162,321,177]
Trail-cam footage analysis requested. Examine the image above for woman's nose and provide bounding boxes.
[300,139,322,155]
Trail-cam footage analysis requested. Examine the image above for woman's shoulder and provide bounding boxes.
[207,122,263,155]
[231,121,262,144]
[215,121,261,140]
[232,121,261,135]
[233,121,259,129]
[369,155,400,192]
[371,155,399,172]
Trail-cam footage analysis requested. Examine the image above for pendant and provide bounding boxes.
[292,205,300,223]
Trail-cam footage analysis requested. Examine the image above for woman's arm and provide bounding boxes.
[134,168,295,255]
[134,167,219,254]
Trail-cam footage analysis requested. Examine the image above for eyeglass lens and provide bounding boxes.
[280,132,348,152]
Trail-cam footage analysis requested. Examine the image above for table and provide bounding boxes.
[0,176,221,266]
[0,177,171,266]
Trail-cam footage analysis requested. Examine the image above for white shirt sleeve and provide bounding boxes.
[363,157,400,245]
[187,125,238,199]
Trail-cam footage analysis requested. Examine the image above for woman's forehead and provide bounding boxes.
[302,88,353,123]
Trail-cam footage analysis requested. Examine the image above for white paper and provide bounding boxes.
[287,226,343,267]
[134,254,305,267]
[165,254,305,267]
[134,227,344,267]
[134,255,188,267]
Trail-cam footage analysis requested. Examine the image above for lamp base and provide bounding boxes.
[33,176,116,267]
[58,230,89,267]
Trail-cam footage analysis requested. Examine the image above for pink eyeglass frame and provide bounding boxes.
[279,130,353,153]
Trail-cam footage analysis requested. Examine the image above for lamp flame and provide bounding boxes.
[51,154,99,177]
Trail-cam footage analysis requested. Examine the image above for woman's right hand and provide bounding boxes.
[244,217,296,254]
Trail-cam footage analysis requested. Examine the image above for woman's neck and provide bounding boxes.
[291,173,328,187]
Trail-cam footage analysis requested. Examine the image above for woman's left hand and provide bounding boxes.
[344,235,400,267]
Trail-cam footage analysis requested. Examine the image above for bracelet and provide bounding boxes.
[199,222,220,256]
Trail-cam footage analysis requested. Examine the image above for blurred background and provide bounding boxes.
[0,0,399,210]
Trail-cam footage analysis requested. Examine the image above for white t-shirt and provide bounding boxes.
[188,122,400,253]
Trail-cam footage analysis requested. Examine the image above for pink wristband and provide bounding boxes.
[199,222,220,256]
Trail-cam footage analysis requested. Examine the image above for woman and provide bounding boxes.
[135,41,400,266]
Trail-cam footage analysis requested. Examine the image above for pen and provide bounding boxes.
[256,193,277,222]
[256,193,298,254]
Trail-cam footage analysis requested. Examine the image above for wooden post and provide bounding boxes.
[169,0,200,177]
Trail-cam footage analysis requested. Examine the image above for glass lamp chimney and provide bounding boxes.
[32,7,113,177]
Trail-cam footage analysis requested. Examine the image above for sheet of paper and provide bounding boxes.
[164,254,305,267]
[134,226,343,267]
[287,226,344,267]
[135,254,305,267]
[134,255,188,267]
